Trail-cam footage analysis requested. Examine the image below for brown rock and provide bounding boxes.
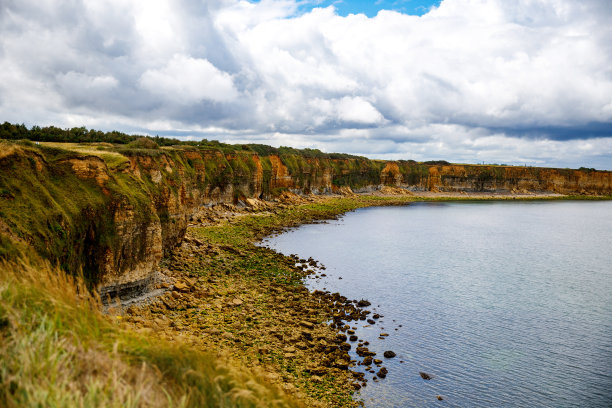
[334,359,349,370]
[377,367,388,378]
[300,320,314,329]
[174,282,189,292]
[339,342,351,351]
[306,366,328,376]
[356,346,376,357]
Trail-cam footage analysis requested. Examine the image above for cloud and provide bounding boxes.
[0,0,611,168]
[335,97,385,125]
[139,55,238,104]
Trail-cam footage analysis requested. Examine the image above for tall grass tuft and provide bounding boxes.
[0,259,302,407]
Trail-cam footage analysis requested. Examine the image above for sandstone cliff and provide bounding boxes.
[1,139,610,295]
[386,162,612,195]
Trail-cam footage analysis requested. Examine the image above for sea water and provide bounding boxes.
[263,201,612,407]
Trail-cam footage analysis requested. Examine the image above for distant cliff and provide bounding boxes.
[381,161,612,195]
[1,138,610,294]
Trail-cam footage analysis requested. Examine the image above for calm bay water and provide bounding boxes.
[263,201,612,407]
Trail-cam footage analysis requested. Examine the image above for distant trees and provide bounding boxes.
[0,121,365,160]
[0,122,139,144]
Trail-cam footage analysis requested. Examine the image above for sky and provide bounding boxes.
[1,0,612,169]
[293,0,442,17]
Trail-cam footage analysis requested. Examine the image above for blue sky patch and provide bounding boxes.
[283,0,442,18]
[309,0,441,17]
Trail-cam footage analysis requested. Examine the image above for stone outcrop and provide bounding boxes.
[0,140,610,296]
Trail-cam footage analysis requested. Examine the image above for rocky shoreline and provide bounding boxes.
[109,191,608,407]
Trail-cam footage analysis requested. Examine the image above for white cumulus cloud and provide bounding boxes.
[139,55,238,104]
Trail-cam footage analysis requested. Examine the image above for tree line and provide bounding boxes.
[0,122,363,160]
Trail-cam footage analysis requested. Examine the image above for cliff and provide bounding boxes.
[1,139,610,294]
[384,161,612,195]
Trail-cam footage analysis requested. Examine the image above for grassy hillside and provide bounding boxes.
[0,258,302,407]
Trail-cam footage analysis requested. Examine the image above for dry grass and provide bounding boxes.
[38,142,129,169]
[0,259,301,408]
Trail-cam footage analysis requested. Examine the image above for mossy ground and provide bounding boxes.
[118,195,417,407]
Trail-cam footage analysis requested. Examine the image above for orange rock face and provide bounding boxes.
[61,156,110,187]
[269,155,294,190]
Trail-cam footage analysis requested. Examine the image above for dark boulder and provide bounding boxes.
[377,367,388,378]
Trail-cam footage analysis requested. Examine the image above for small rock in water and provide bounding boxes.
[437,395,444,401]
[377,367,388,378]
[419,371,432,380]
[357,299,371,307]
[383,350,396,358]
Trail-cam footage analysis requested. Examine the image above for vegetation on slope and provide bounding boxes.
[0,258,302,408]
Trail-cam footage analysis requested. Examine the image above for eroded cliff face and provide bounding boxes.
[1,140,610,295]
[393,164,612,195]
